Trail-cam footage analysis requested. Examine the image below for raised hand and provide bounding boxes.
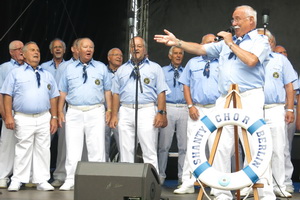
[154,29,178,46]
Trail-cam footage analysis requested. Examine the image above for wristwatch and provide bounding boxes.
[187,104,193,109]
[158,110,167,115]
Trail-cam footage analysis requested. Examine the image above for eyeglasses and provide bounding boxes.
[231,16,249,24]
[109,54,123,57]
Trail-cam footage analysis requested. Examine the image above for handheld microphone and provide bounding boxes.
[262,9,270,28]
[214,26,235,41]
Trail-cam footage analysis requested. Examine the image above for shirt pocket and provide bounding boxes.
[191,68,203,79]
[165,77,174,86]
[119,71,131,86]
[91,74,104,88]
[67,75,81,90]
[143,74,156,89]
[15,78,31,91]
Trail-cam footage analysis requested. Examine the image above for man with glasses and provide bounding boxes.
[0,40,24,188]
[105,47,123,162]
[274,44,298,195]
[110,36,168,173]
[257,28,297,198]
[154,5,275,200]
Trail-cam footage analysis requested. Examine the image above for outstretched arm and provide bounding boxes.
[154,29,206,56]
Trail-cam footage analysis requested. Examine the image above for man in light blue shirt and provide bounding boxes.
[275,45,298,194]
[105,47,123,162]
[51,38,80,188]
[259,28,297,198]
[158,46,187,186]
[40,38,66,78]
[0,40,24,189]
[174,33,220,194]
[58,38,112,191]
[154,5,276,200]
[110,36,168,173]
[1,41,59,192]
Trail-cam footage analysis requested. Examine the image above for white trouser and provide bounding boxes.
[158,105,188,180]
[105,124,119,162]
[118,105,159,173]
[64,106,106,184]
[284,106,296,187]
[264,105,287,192]
[212,88,276,200]
[181,105,216,187]
[0,119,16,180]
[53,104,67,181]
[11,112,51,183]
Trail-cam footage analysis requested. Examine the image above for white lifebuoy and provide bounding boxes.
[188,108,272,190]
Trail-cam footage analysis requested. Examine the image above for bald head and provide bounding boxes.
[201,34,216,44]
[274,45,288,57]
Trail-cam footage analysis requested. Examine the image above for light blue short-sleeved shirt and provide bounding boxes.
[0,59,22,88]
[0,63,59,114]
[205,29,271,94]
[111,58,168,104]
[55,57,77,83]
[162,64,186,104]
[264,52,297,104]
[179,56,220,105]
[41,59,65,78]
[59,59,111,106]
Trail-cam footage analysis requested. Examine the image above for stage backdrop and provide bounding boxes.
[1,0,299,71]
[148,0,300,73]
[0,0,130,65]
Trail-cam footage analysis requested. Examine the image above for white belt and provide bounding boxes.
[121,103,155,109]
[195,103,215,108]
[166,103,186,107]
[263,103,285,109]
[15,111,49,118]
[68,104,103,112]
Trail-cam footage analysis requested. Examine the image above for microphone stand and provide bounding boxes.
[130,27,144,163]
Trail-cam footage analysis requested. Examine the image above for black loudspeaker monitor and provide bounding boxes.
[74,162,162,200]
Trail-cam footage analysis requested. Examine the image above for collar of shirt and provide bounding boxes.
[167,64,184,72]
[75,59,96,68]
[51,58,65,68]
[23,63,44,72]
[10,58,21,66]
[233,29,257,43]
[49,59,56,68]
[127,57,149,67]
[199,55,218,63]
[107,65,117,74]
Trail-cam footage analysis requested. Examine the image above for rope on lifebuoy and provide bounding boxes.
[188,108,272,190]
